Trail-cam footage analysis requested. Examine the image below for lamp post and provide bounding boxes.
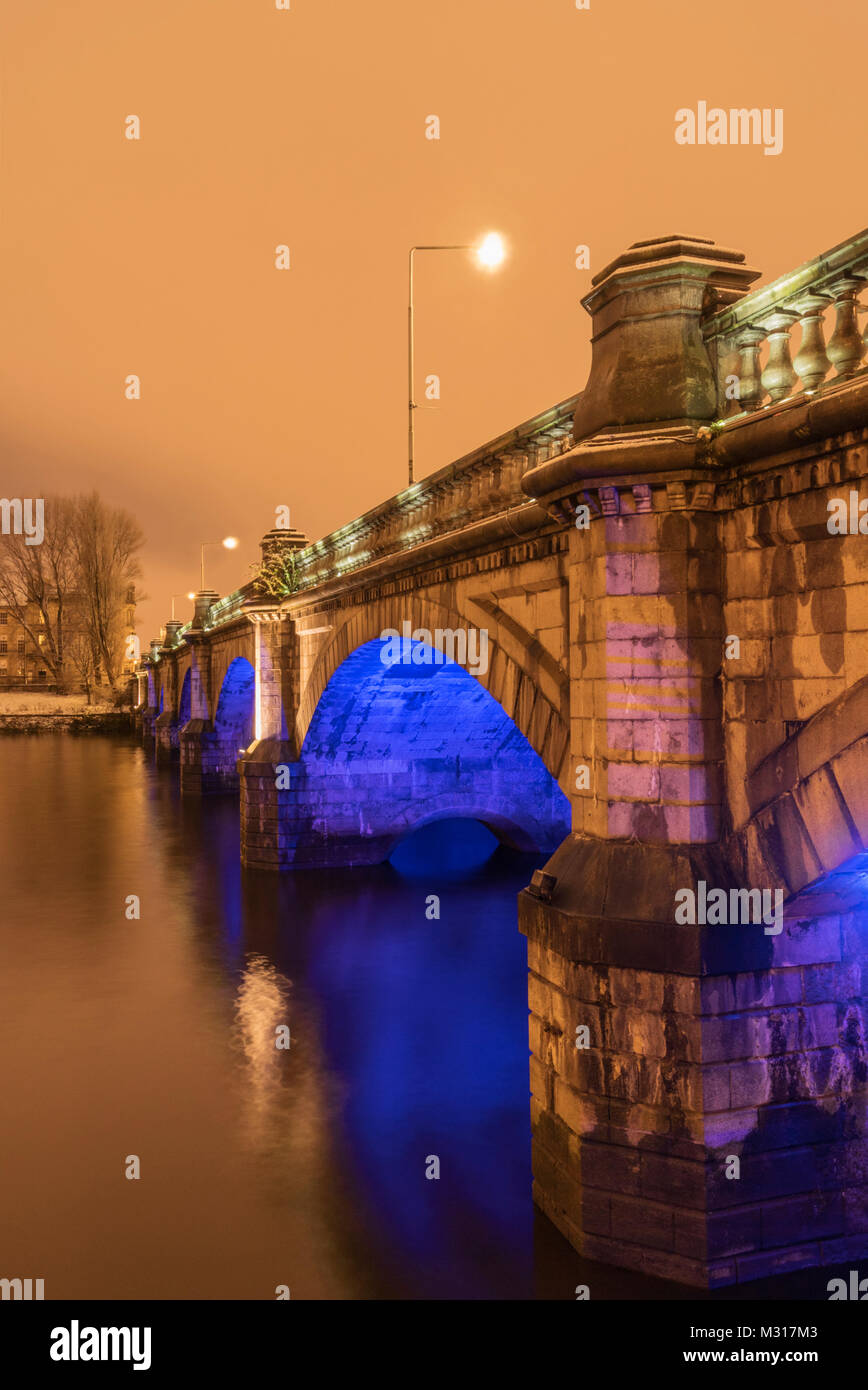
[407,232,506,486]
[170,592,196,621]
[199,537,239,591]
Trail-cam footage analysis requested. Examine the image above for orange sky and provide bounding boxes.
[0,0,864,642]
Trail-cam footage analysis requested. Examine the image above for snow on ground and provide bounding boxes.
[0,692,119,713]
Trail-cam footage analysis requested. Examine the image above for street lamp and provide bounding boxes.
[408,232,507,485]
[200,537,239,591]
[170,592,197,621]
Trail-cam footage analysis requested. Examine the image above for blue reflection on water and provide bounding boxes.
[221,808,539,1298]
[183,786,549,1295]
[302,818,537,1297]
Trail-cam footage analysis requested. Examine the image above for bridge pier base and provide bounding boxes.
[179,720,245,794]
[239,739,298,869]
[154,712,180,766]
[521,838,868,1288]
[141,705,158,753]
[179,720,209,795]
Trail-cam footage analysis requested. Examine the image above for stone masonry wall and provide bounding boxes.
[526,896,868,1288]
[722,432,868,834]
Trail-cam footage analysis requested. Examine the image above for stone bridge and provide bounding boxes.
[135,226,868,1290]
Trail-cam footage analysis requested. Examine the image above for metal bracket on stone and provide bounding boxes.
[526,869,557,902]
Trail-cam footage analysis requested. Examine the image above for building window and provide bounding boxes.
[17,641,25,653]
[0,641,6,654]
[0,612,7,624]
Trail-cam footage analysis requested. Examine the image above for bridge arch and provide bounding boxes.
[215,655,255,744]
[209,630,256,725]
[189,655,256,793]
[284,635,570,867]
[296,595,570,792]
[740,672,868,896]
[178,667,192,726]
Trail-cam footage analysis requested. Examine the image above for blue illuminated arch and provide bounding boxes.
[214,657,255,752]
[178,668,192,726]
[294,636,570,864]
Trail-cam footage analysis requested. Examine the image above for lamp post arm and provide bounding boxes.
[408,248,416,486]
[407,244,472,488]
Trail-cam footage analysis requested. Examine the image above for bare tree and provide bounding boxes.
[0,492,144,693]
[0,496,80,688]
[66,630,99,705]
[72,493,144,689]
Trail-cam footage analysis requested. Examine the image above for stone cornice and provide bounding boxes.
[710,370,868,468]
[283,512,566,617]
[519,373,868,523]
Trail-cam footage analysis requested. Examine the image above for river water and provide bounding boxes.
[1,734,836,1301]
[0,734,592,1300]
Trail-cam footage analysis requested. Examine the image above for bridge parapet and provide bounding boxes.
[703,226,868,417]
[289,397,577,592]
[205,588,248,628]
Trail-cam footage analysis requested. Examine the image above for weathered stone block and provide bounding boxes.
[610,1195,675,1252]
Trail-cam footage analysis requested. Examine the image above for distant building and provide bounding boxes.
[0,586,138,691]
[0,603,55,687]
[122,584,138,675]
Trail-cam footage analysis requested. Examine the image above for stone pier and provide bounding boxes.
[518,233,868,1285]
[179,592,219,795]
[154,622,184,765]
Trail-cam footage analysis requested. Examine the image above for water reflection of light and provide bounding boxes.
[233,954,292,1146]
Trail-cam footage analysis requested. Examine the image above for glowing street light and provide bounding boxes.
[476,232,506,269]
[408,232,508,485]
[200,536,239,591]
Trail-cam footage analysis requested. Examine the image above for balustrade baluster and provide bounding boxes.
[716,336,743,417]
[791,292,832,391]
[760,309,799,402]
[488,457,504,505]
[733,326,766,412]
[827,275,867,378]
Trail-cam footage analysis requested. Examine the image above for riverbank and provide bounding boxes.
[0,693,130,734]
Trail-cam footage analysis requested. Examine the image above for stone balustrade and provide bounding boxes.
[289,400,577,593]
[703,227,868,418]
[205,591,247,627]
[135,400,578,681]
